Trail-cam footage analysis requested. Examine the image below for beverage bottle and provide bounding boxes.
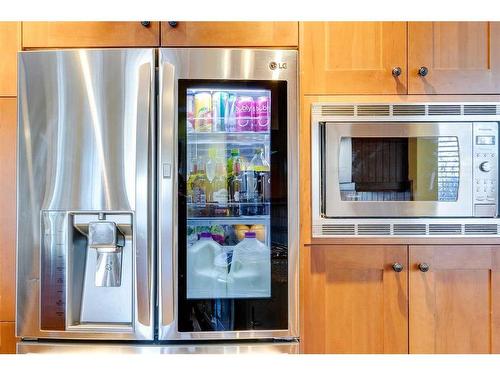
[227,148,240,176]
[227,231,270,298]
[205,147,217,183]
[187,232,227,299]
[249,148,271,215]
[211,162,229,217]
[186,159,198,204]
[228,159,243,216]
[192,160,211,216]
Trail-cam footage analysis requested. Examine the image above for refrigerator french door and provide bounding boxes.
[17,49,155,340]
[158,49,299,340]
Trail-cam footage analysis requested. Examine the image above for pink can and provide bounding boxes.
[254,96,270,132]
[235,96,255,132]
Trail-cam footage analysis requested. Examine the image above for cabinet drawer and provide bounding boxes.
[22,22,160,48]
[161,21,298,47]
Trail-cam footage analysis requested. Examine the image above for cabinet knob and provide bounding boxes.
[392,67,402,77]
[168,21,178,28]
[392,263,404,273]
[418,66,429,77]
[140,21,151,27]
[418,263,430,272]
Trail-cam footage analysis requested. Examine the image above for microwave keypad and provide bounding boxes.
[473,123,498,216]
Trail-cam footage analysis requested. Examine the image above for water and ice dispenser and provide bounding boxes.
[41,211,134,331]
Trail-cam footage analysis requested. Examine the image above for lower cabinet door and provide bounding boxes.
[301,245,408,353]
[0,322,16,354]
[409,245,500,354]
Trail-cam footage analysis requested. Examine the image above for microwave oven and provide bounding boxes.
[311,102,500,237]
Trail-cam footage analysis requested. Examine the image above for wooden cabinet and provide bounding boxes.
[300,22,407,94]
[161,22,298,47]
[0,99,16,323]
[409,245,500,353]
[408,22,500,94]
[0,22,21,96]
[0,322,16,354]
[301,245,408,353]
[22,22,160,48]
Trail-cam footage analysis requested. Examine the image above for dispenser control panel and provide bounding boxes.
[40,211,67,331]
[473,122,498,217]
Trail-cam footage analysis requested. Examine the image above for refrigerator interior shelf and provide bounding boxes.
[186,131,270,145]
[187,216,270,225]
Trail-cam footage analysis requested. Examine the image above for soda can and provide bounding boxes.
[212,91,228,132]
[193,92,212,132]
[226,93,237,132]
[235,96,255,132]
[254,96,270,132]
[186,93,195,133]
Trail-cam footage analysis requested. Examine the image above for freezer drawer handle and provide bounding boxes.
[163,163,172,178]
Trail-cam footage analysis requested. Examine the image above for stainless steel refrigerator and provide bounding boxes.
[16,48,298,353]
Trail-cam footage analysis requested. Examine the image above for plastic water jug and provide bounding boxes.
[187,232,227,298]
[227,232,270,298]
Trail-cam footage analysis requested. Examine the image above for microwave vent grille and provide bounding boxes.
[392,105,426,116]
[428,105,461,115]
[428,224,462,235]
[464,104,497,115]
[321,224,355,236]
[357,105,390,116]
[393,224,426,235]
[464,224,498,235]
[357,224,391,235]
[321,105,354,116]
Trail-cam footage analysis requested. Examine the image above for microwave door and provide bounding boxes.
[323,122,474,218]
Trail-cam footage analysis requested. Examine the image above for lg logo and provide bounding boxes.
[269,61,287,70]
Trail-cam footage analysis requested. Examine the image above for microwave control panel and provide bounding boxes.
[473,122,498,217]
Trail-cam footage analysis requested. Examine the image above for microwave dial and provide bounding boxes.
[479,161,492,172]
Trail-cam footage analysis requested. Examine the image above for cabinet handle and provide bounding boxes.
[418,66,429,77]
[392,263,404,273]
[168,21,178,28]
[418,263,430,272]
[392,67,402,77]
[140,21,151,27]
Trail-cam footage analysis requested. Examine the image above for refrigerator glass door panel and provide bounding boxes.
[158,48,298,340]
[179,80,287,332]
[17,49,155,340]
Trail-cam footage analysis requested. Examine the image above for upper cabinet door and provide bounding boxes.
[0,22,20,96]
[22,22,160,48]
[409,245,500,354]
[300,22,407,95]
[408,22,500,94]
[161,22,298,47]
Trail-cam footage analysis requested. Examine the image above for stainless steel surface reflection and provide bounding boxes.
[17,341,299,354]
[17,49,155,340]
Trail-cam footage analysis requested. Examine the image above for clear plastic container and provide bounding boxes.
[227,232,270,298]
[187,232,227,299]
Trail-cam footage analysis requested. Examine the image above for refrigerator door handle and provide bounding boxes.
[134,61,154,332]
[159,58,176,331]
